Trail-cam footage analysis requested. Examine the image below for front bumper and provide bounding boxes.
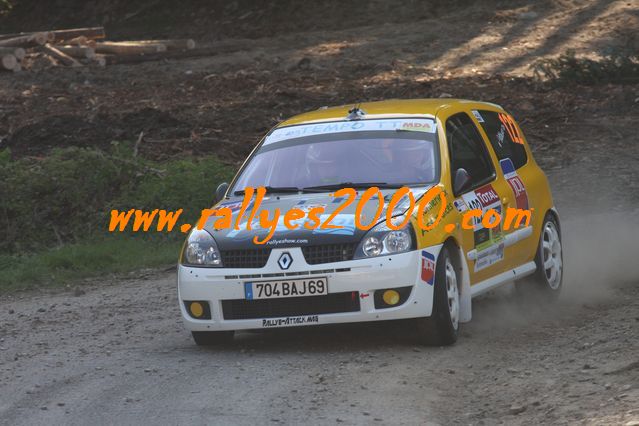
[178,246,441,331]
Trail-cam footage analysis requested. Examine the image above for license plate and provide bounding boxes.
[244,277,328,300]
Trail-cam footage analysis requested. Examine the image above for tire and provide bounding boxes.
[516,213,563,302]
[416,245,460,346]
[191,331,234,346]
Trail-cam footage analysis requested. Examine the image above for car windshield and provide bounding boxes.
[232,125,439,193]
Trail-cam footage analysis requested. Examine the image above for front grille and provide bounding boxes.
[220,248,271,268]
[222,291,361,320]
[302,243,357,264]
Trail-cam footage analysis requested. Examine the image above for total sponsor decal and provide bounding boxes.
[462,184,505,272]
[499,158,529,210]
[421,250,436,285]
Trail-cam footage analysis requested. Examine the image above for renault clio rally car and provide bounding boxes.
[178,99,563,346]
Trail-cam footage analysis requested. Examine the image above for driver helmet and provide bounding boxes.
[305,143,341,183]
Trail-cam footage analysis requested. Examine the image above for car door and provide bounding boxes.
[444,112,513,284]
[469,108,535,268]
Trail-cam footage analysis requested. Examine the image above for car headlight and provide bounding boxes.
[181,229,223,267]
[354,218,415,259]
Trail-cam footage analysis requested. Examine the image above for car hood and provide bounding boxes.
[205,186,431,250]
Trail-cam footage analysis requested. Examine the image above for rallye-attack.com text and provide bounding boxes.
[109,186,532,244]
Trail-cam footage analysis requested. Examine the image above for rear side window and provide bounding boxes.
[446,112,495,192]
[472,110,528,169]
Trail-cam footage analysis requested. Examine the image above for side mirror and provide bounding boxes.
[215,182,229,203]
[453,168,471,195]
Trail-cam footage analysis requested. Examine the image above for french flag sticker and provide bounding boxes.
[421,250,436,286]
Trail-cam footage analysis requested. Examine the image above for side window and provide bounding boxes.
[472,110,528,169]
[446,112,495,194]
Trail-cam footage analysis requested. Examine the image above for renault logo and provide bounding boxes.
[278,252,293,270]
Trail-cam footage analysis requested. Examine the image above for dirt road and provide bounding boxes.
[1,1,639,424]
[1,204,638,425]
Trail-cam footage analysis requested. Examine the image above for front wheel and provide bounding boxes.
[192,331,234,346]
[517,213,563,301]
[415,245,460,346]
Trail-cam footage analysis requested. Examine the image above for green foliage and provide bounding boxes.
[531,49,639,85]
[0,146,234,254]
[0,237,182,290]
[0,0,13,16]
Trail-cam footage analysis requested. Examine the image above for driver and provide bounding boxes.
[379,139,435,183]
[304,142,344,185]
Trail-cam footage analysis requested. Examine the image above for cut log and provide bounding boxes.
[50,27,105,43]
[14,47,26,60]
[92,54,107,67]
[0,30,53,41]
[102,41,252,65]
[67,36,88,46]
[136,39,196,50]
[12,61,21,72]
[0,32,48,47]
[95,41,167,55]
[0,31,30,41]
[1,53,17,71]
[68,36,97,48]
[56,45,96,59]
[41,44,82,67]
[0,47,26,60]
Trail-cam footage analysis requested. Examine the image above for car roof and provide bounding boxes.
[277,98,503,127]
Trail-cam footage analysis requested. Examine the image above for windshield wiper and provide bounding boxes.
[303,182,403,192]
[233,186,302,196]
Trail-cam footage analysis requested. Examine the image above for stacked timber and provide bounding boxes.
[0,26,196,72]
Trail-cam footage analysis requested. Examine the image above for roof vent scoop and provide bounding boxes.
[346,106,366,120]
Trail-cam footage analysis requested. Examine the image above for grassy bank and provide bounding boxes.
[0,237,181,291]
[0,145,234,291]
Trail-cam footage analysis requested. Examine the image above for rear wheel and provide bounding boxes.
[517,213,563,301]
[416,245,459,346]
[192,331,234,346]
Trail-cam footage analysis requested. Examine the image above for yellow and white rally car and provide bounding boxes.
[178,99,563,346]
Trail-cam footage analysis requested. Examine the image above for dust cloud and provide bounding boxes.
[561,212,639,302]
[465,211,639,333]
